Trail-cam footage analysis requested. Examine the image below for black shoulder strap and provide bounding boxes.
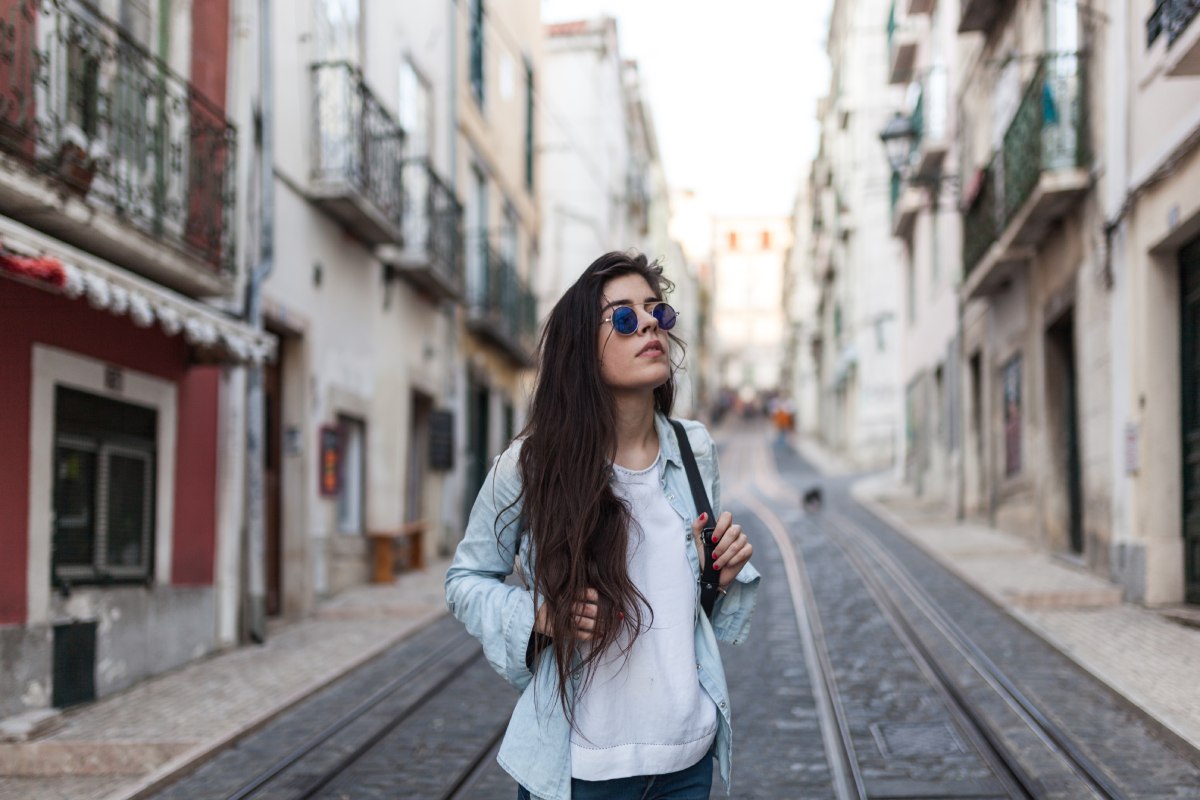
[669,419,720,619]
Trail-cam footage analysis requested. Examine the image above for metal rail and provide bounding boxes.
[826,509,1127,800]
[222,632,482,800]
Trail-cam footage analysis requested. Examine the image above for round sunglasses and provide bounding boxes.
[602,302,678,335]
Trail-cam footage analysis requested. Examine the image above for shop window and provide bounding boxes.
[336,416,366,534]
[52,387,156,586]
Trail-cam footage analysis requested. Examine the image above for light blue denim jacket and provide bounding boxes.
[444,414,761,800]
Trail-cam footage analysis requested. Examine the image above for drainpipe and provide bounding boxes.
[243,0,274,644]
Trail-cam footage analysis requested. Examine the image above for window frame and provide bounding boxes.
[52,408,157,587]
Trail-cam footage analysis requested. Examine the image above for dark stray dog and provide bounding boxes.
[803,486,823,513]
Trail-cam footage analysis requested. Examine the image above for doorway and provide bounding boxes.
[263,344,283,616]
[1179,236,1200,604]
[1046,310,1083,554]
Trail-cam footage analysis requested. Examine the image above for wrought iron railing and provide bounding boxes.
[961,53,1088,278]
[311,61,404,232]
[962,160,998,278]
[1001,53,1088,224]
[1148,0,1200,48]
[467,234,537,357]
[0,0,237,273]
[400,157,463,290]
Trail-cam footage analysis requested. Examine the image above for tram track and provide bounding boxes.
[218,630,495,800]
[734,429,1132,799]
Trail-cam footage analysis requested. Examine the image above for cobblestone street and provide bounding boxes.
[124,428,1200,799]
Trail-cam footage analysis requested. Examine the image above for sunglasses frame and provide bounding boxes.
[602,302,679,336]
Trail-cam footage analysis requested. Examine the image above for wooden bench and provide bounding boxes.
[367,520,426,583]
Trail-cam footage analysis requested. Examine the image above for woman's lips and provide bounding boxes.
[637,341,664,357]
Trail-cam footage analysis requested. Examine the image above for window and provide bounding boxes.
[761,230,772,249]
[398,59,431,158]
[728,231,738,250]
[1002,355,1022,476]
[317,0,360,62]
[469,0,485,107]
[524,59,534,191]
[336,416,366,534]
[53,387,156,585]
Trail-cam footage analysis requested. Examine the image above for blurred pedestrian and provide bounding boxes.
[446,251,760,800]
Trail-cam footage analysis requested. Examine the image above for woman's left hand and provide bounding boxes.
[709,511,752,589]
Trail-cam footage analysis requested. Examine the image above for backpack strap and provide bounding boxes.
[669,419,720,619]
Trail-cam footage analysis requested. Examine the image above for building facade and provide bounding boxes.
[0,0,271,717]
[1108,0,1200,604]
[955,0,1113,575]
[810,0,904,468]
[711,217,792,402]
[886,0,964,506]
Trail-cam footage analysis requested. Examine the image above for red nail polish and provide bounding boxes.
[714,563,721,570]
[699,512,707,523]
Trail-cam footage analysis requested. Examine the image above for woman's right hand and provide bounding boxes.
[535,588,603,640]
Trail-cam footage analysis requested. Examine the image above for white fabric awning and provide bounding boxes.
[0,215,275,365]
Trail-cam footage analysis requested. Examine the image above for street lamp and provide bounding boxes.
[879,111,917,175]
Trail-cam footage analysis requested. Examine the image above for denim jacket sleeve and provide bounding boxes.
[444,441,537,692]
[700,424,760,646]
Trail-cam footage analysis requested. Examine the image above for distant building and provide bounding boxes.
[711,218,792,402]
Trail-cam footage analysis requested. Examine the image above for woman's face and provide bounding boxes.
[596,273,671,393]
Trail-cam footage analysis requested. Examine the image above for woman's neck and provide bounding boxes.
[612,393,659,470]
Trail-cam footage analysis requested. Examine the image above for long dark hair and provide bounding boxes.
[508,250,683,723]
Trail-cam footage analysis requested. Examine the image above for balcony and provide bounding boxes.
[891,171,922,240]
[1148,0,1200,75]
[887,2,919,85]
[911,67,950,181]
[465,235,538,365]
[0,0,237,297]
[310,61,404,246]
[377,158,463,302]
[959,0,1008,33]
[962,55,1090,297]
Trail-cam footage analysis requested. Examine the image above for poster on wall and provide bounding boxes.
[319,425,342,496]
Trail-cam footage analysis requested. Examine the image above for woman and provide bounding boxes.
[445,251,760,800]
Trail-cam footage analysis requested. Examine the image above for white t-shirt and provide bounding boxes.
[569,452,718,780]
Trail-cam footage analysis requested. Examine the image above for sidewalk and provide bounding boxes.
[0,559,452,800]
[792,435,1200,758]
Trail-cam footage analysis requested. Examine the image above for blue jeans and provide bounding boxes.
[517,753,713,800]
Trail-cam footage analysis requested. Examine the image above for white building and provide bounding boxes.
[711,218,792,402]
[811,0,904,468]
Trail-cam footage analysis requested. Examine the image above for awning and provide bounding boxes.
[0,215,274,365]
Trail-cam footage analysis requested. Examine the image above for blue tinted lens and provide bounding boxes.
[653,303,677,330]
[611,305,638,334]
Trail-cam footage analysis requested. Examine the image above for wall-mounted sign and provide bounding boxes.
[319,425,342,496]
[429,410,454,470]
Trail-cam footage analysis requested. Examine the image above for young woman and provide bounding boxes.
[445,251,759,800]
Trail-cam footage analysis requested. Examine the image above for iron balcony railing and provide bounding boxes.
[311,61,404,241]
[1148,0,1200,48]
[0,0,237,273]
[399,156,464,295]
[962,159,998,277]
[466,234,537,362]
[962,53,1089,278]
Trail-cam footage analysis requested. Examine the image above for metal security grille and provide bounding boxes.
[52,621,97,708]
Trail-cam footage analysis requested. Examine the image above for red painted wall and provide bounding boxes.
[0,279,220,623]
[189,0,230,112]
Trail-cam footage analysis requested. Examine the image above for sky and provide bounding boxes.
[541,0,833,218]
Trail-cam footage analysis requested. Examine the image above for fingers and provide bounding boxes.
[573,588,603,641]
[712,522,750,571]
